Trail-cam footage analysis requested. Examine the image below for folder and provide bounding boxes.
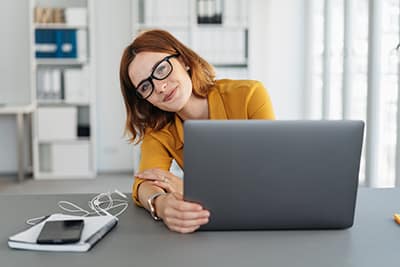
[35,29,77,58]
[8,213,118,252]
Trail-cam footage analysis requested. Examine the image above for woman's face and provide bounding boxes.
[128,51,193,112]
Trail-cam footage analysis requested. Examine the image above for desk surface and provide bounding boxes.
[1,188,399,267]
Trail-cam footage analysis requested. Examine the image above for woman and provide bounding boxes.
[120,29,275,233]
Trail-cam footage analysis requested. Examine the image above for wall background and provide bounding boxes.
[0,1,32,173]
[0,0,306,174]
[94,0,135,173]
[249,0,305,119]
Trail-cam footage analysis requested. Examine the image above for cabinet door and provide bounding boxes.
[52,142,90,175]
[37,107,77,141]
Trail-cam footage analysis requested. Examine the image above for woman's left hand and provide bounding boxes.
[135,168,183,194]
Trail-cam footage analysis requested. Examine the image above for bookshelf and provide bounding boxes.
[131,0,250,79]
[30,0,96,179]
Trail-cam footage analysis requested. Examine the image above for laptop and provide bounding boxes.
[184,120,364,230]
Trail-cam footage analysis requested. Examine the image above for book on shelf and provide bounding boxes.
[35,29,77,58]
[8,213,118,252]
[37,68,62,100]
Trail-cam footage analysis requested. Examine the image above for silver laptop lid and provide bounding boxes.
[184,120,364,230]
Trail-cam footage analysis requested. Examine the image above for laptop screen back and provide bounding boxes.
[184,120,364,230]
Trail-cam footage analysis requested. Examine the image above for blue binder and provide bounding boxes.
[35,29,77,58]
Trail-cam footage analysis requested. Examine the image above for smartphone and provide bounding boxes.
[37,219,84,244]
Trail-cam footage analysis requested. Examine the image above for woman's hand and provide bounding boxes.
[135,168,183,194]
[136,168,209,233]
[155,192,210,233]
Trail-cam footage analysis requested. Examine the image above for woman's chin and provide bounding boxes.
[159,102,185,113]
[158,92,191,113]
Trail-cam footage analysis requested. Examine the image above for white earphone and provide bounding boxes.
[26,190,129,225]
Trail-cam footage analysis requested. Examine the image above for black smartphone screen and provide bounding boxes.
[37,219,84,244]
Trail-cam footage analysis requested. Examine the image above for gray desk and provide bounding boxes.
[1,188,399,267]
[0,104,35,182]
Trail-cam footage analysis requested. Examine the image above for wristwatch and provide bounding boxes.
[147,192,166,220]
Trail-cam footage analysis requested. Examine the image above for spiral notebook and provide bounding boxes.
[8,213,118,252]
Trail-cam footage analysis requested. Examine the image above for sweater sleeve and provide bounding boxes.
[247,82,275,120]
[132,133,173,206]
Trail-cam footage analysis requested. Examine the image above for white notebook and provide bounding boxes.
[8,213,118,252]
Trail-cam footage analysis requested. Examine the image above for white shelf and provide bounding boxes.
[38,100,90,106]
[38,138,91,144]
[34,23,88,30]
[195,24,247,30]
[36,58,87,66]
[137,24,189,30]
[137,24,247,31]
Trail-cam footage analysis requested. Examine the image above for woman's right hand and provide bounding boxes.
[155,192,210,234]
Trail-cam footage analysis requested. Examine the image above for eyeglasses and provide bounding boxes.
[135,54,180,100]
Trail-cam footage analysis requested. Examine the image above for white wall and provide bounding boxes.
[0,1,31,105]
[94,0,135,173]
[249,0,306,119]
[0,1,32,173]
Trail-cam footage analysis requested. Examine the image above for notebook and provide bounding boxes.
[8,213,118,252]
[184,120,364,230]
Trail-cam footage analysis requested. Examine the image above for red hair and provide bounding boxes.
[120,29,216,143]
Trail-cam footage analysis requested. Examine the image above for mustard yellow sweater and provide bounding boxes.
[132,79,275,205]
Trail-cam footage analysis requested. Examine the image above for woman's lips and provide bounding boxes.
[164,87,177,102]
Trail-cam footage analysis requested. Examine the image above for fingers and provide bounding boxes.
[136,169,183,194]
[151,180,182,194]
[151,180,172,192]
[169,197,204,212]
[136,168,179,182]
[158,194,210,234]
[165,207,210,220]
[164,215,209,228]
[135,168,165,178]
[171,192,183,199]
[164,209,209,234]
[135,169,164,181]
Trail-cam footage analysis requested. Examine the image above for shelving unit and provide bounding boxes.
[30,0,96,179]
[131,0,250,79]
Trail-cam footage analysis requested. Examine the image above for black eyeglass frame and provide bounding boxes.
[135,53,180,100]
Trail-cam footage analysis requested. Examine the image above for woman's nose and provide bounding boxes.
[154,80,168,94]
